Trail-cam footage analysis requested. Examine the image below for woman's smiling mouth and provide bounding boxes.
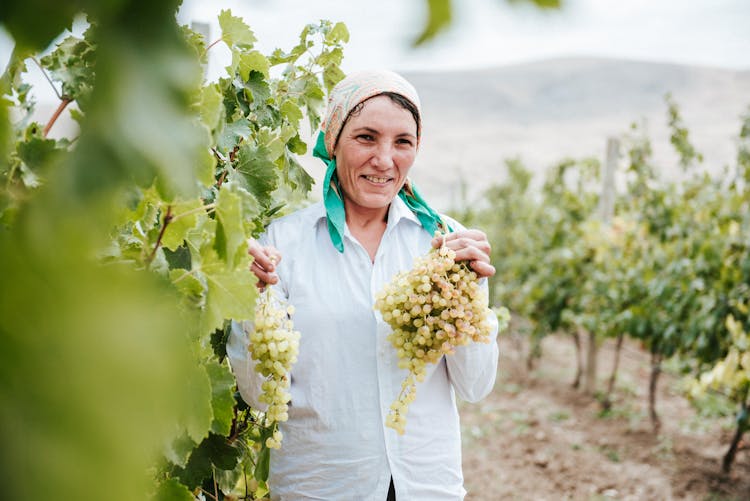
[363,175,391,184]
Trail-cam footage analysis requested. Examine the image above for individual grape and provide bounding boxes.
[374,239,510,435]
[249,287,300,449]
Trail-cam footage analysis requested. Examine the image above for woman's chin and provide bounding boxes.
[346,193,396,212]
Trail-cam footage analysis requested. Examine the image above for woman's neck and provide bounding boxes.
[344,200,389,261]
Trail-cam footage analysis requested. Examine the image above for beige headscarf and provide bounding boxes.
[319,69,422,157]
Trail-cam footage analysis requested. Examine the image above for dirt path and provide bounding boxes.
[459,332,750,501]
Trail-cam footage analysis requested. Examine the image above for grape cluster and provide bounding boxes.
[249,288,300,449]
[374,242,499,435]
[689,314,749,402]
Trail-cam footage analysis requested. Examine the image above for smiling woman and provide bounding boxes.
[334,94,419,258]
[228,69,499,500]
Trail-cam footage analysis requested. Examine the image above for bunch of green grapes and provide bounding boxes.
[249,288,300,449]
[689,314,749,402]
[374,242,509,435]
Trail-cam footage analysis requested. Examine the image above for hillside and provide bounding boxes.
[399,57,750,209]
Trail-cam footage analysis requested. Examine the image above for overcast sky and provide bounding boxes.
[1,0,747,102]
[178,0,750,78]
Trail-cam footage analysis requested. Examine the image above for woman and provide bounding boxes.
[227,70,499,500]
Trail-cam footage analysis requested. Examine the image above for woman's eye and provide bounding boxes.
[397,138,414,146]
[357,134,374,141]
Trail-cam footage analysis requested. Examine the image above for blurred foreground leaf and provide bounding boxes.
[414,0,452,46]
[0,233,196,501]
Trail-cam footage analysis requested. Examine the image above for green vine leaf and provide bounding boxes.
[325,22,350,45]
[280,100,303,126]
[162,200,205,251]
[233,142,279,209]
[254,441,271,482]
[200,249,257,333]
[153,477,194,501]
[282,149,314,193]
[206,361,236,436]
[39,32,96,106]
[184,364,214,444]
[214,185,246,266]
[218,9,257,48]
[217,118,252,152]
[243,71,272,108]
[238,50,271,81]
[170,268,205,310]
[15,128,65,180]
[173,433,241,490]
[163,432,197,469]
[199,83,224,135]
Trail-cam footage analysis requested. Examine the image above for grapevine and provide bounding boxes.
[374,235,509,434]
[249,286,301,449]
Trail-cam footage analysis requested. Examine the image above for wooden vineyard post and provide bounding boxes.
[584,137,619,396]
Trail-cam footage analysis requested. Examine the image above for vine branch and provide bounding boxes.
[212,147,227,163]
[216,170,229,189]
[198,487,218,501]
[146,205,173,265]
[212,465,219,501]
[43,98,72,137]
[203,38,224,56]
[228,405,251,444]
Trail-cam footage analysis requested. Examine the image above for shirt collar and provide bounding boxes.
[387,195,421,227]
[312,196,422,229]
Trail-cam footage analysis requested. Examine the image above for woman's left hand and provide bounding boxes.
[431,229,496,278]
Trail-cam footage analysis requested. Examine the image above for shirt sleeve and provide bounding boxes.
[436,214,501,402]
[444,279,500,403]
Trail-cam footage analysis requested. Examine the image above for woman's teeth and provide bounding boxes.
[364,175,389,184]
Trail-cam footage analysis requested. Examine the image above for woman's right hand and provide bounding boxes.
[248,239,282,289]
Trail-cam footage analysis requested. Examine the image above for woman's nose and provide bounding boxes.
[372,143,395,169]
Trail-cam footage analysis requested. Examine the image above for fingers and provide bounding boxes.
[431,230,491,254]
[247,239,282,289]
[431,229,495,278]
[250,261,279,288]
[469,260,496,279]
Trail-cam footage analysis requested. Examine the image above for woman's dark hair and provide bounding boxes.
[334,92,421,149]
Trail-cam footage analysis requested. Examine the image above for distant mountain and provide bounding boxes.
[406,58,749,122]
[393,58,750,209]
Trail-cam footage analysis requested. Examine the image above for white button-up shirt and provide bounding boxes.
[227,197,499,500]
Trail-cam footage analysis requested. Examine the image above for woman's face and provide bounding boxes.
[333,94,418,216]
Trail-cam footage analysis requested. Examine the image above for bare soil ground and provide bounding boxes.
[459,331,750,501]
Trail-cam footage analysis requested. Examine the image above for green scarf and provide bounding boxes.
[313,131,450,252]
